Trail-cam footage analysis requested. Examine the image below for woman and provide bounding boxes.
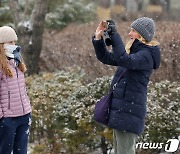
[0,26,32,154]
[92,17,160,154]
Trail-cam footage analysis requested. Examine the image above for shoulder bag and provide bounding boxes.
[93,69,125,126]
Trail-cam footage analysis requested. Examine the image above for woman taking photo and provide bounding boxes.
[92,17,160,154]
[0,26,32,154]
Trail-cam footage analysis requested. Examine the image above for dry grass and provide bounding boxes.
[40,21,180,82]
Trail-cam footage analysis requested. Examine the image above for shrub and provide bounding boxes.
[138,80,179,153]
[45,0,96,29]
[26,70,85,153]
[0,6,13,26]
[143,80,179,143]
[26,71,179,153]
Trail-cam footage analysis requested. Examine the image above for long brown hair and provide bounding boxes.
[0,43,27,77]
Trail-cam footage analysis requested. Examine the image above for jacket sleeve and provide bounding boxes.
[92,37,118,66]
[111,33,154,70]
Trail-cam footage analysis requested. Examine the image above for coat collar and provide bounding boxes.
[7,58,16,68]
[130,39,146,53]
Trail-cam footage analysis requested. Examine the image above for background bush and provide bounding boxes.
[45,0,96,29]
[0,0,96,29]
[26,70,179,154]
[0,6,12,26]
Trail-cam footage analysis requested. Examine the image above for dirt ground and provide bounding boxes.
[39,21,180,82]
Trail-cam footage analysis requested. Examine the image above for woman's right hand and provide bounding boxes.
[95,21,107,40]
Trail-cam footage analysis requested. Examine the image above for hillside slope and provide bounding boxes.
[40,21,180,82]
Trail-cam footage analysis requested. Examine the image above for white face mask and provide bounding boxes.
[3,44,21,66]
[4,44,18,54]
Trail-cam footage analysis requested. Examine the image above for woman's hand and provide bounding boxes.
[95,21,107,40]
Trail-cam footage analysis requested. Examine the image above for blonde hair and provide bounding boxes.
[125,34,159,54]
[0,43,27,77]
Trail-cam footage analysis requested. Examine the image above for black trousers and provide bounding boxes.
[0,113,31,154]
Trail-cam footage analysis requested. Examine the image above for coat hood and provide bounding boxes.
[130,39,161,69]
[147,45,161,69]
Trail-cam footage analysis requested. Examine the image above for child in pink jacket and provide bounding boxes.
[0,26,32,154]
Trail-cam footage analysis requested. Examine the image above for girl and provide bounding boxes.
[92,17,160,154]
[0,26,32,154]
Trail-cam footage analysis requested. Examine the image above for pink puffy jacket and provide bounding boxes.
[0,59,31,119]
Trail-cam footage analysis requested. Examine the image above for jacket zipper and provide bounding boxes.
[8,91,10,109]
[15,67,25,114]
[6,75,11,110]
[123,82,127,98]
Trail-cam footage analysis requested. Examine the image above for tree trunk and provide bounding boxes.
[25,0,49,75]
[9,0,49,75]
[8,0,21,27]
[126,0,138,13]
[99,0,110,8]
[163,0,170,12]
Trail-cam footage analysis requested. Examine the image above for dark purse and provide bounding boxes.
[93,69,125,126]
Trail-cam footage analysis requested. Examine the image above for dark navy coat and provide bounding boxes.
[92,33,160,135]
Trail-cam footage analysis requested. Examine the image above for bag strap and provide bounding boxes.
[116,68,126,83]
[112,68,126,91]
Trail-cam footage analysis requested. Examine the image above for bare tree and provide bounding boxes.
[161,0,170,12]
[9,0,49,75]
[99,0,111,8]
